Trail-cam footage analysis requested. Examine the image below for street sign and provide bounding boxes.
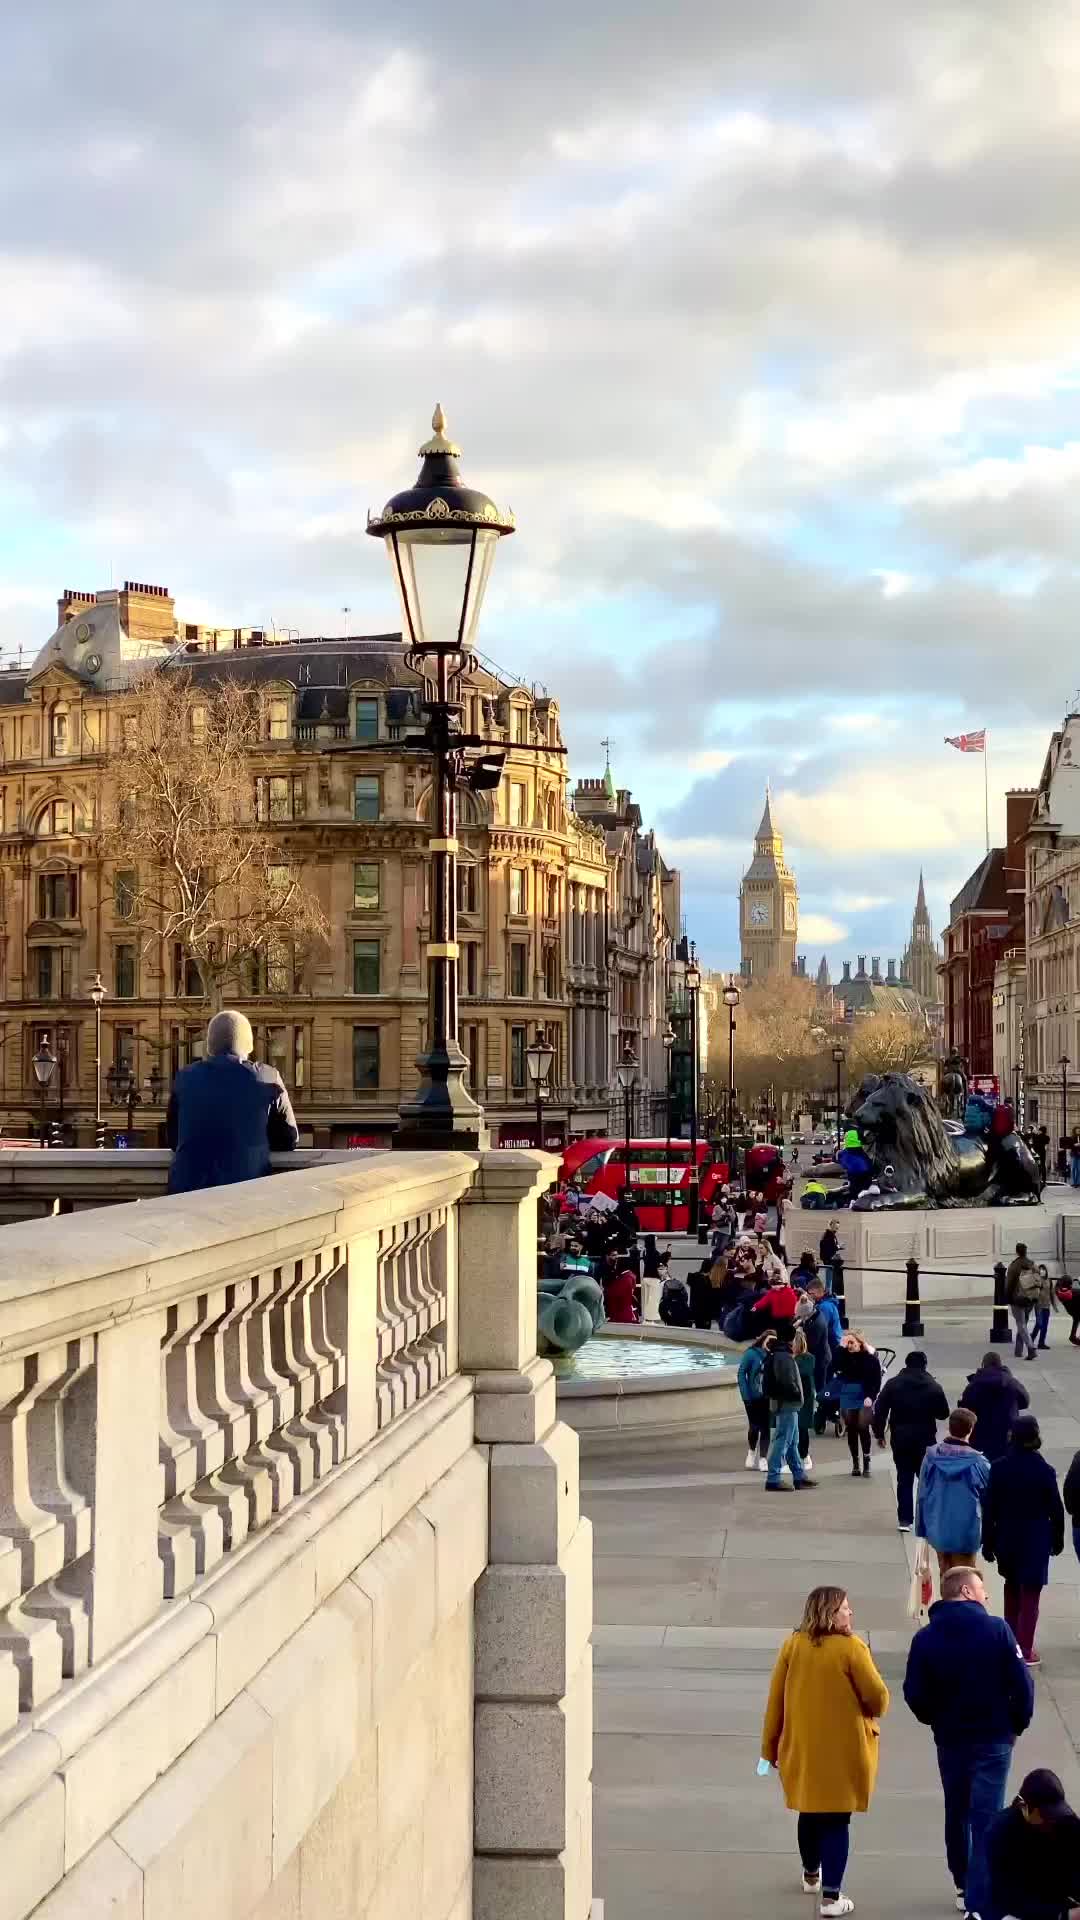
[115,1134,128,1150]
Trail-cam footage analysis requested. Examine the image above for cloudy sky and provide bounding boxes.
[1,0,1076,973]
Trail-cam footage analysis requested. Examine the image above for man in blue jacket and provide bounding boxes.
[904,1564,1034,1920]
[166,1010,299,1194]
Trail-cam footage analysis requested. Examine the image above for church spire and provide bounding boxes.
[915,868,928,920]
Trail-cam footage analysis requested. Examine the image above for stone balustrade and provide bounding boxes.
[0,1150,594,1920]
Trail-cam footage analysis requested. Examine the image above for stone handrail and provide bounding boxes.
[0,1150,489,1731]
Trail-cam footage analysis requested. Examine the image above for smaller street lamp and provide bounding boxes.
[525,1026,556,1154]
[88,973,106,1149]
[662,1018,676,1230]
[722,975,740,1179]
[32,1038,57,1149]
[616,1042,639,1205]
[832,1045,846,1154]
[684,942,702,1233]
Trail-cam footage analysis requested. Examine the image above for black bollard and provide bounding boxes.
[990,1261,1011,1344]
[832,1253,849,1330]
[902,1257,924,1338]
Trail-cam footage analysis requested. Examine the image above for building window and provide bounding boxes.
[115,869,136,920]
[543,945,558,999]
[250,945,290,994]
[509,869,527,915]
[36,948,71,1000]
[293,1026,307,1089]
[355,698,379,744]
[353,938,380,994]
[38,872,77,920]
[122,715,139,751]
[354,776,380,823]
[546,875,558,918]
[510,942,528,997]
[173,945,204,997]
[50,711,69,757]
[513,706,528,744]
[36,801,72,837]
[352,1026,379,1090]
[462,1022,480,1090]
[190,706,207,744]
[510,1025,527,1090]
[267,697,290,741]
[353,861,380,911]
[114,944,136,999]
[509,782,527,827]
[112,1026,135,1071]
[255,775,305,822]
[265,1024,288,1081]
[457,864,478,914]
[462,942,478,996]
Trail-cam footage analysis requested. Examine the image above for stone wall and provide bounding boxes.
[841,1202,1064,1312]
[0,1149,593,1920]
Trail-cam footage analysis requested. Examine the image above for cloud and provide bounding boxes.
[0,0,1078,977]
[800,912,850,944]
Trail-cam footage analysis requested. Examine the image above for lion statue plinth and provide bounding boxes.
[849,1073,1041,1208]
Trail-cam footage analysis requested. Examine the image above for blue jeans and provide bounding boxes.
[766,1407,805,1485]
[796,1813,850,1897]
[935,1739,1012,1917]
[1073,1523,1080,1568]
[1071,1158,1080,1187]
[1035,1305,1051,1347]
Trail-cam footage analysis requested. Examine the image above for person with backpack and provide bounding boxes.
[658,1272,693,1328]
[763,1333,817,1491]
[916,1407,991,1585]
[793,1329,817,1474]
[738,1331,775,1471]
[1032,1263,1061,1350]
[872,1351,950,1532]
[959,1352,1031,1461]
[982,1415,1065,1666]
[1006,1242,1040,1360]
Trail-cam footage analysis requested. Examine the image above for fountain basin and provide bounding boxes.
[555,1323,742,1454]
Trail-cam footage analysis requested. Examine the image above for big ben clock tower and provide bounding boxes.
[740,788,799,979]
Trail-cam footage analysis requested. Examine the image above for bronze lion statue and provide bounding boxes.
[849,1073,1041,1208]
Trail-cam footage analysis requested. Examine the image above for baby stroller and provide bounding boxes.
[814,1346,896,1438]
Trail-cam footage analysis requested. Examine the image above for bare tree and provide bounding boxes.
[104,668,328,1009]
[848,1012,933,1077]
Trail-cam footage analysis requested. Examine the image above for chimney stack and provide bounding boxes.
[842,961,852,982]
[856,955,866,977]
[871,956,881,981]
[887,958,897,984]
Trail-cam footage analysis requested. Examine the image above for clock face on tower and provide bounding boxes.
[749,902,769,927]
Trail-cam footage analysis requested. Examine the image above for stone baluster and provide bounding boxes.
[461,1151,595,1920]
[264,1261,336,1495]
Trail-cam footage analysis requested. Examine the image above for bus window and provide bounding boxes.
[574,1151,610,1184]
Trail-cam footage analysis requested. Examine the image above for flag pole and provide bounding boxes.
[984,731,990,854]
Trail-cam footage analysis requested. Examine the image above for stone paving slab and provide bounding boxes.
[584,1305,1080,1919]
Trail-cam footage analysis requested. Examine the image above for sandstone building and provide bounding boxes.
[0,582,678,1148]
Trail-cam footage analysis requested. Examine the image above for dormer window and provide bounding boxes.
[355,698,379,744]
[50,710,69,757]
[268,697,290,742]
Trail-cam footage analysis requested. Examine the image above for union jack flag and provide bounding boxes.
[944,730,986,753]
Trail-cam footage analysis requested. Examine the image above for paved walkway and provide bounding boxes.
[583,1306,1080,1919]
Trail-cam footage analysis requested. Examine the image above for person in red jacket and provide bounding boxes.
[602,1251,638,1323]
[762,1270,799,1330]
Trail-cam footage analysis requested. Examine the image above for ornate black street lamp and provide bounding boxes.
[88,972,106,1149]
[1062,1053,1071,1170]
[368,407,515,1150]
[685,943,702,1233]
[616,1042,638,1202]
[662,1018,676,1230]
[832,1045,846,1153]
[723,975,740,1178]
[526,1026,555,1153]
[32,1038,56,1149]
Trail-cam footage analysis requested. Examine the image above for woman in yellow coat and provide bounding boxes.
[761,1585,890,1916]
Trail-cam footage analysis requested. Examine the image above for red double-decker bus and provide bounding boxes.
[559,1137,729,1233]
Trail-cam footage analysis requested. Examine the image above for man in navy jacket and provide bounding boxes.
[904,1564,1034,1920]
[166,1010,299,1194]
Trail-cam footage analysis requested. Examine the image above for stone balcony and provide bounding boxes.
[0,1149,594,1920]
